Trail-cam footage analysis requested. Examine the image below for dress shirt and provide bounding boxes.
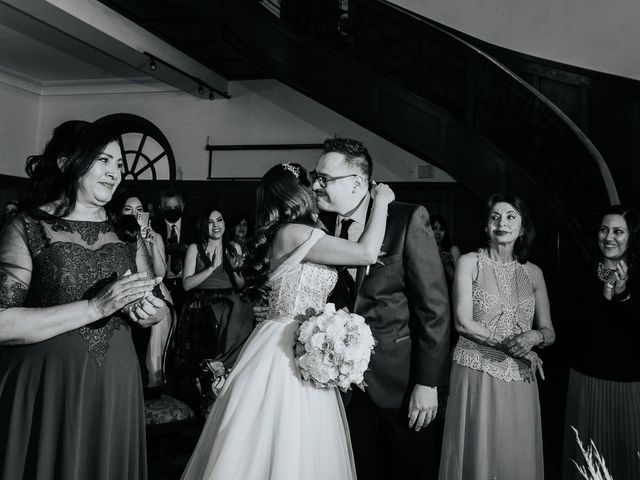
[336,195,370,279]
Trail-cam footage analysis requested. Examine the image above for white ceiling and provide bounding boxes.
[0,2,150,88]
[0,0,227,97]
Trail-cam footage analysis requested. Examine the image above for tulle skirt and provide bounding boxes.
[438,363,544,480]
[562,368,640,480]
[180,317,356,480]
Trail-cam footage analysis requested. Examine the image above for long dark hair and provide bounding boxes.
[431,213,452,250]
[482,193,535,264]
[108,190,149,243]
[597,205,640,276]
[242,163,317,285]
[21,120,90,212]
[22,120,118,218]
[196,207,232,250]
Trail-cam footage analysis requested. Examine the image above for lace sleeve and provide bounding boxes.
[0,216,32,310]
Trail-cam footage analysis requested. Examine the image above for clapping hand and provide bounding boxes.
[605,259,629,299]
[226,248,244,272]
[126,294,166,327]
[89,271,159,319]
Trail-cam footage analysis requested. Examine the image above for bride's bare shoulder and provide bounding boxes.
[272,223,318,258]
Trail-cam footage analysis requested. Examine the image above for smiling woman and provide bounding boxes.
[439,192,555,480]
[0,119,168,480]
[178,206,244,413]
[563,205,640,480]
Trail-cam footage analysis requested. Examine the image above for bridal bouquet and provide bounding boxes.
[294,303,375,392]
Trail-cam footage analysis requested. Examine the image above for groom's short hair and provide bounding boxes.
[322,137,373,182]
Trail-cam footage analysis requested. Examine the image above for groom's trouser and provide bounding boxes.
[346,387,443,480]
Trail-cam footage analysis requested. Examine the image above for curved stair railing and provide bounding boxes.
[221,0,616,258]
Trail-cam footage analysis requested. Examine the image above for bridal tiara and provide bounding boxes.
[282,163,300,178]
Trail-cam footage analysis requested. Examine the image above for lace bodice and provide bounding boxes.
[0,212,152,365]
[265,229,337,321]
[453,249,536,382]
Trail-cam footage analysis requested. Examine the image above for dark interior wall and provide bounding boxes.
[477,42,640,210]
[1,176,482,253]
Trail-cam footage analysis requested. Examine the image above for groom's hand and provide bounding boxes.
[408,384,438,431]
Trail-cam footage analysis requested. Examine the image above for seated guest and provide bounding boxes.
[178,207,243,412]
[0,120,166,480]
[109,190,173,394]
[229,213,250,256]
[562,205,640,480]
[151,189,196,317]
[439,193,555,480]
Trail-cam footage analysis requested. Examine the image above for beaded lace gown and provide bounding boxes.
[181,229,356,480]
[0,213,148,480]
[438,249,544,480]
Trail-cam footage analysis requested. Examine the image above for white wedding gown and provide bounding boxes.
[181,229,356,480]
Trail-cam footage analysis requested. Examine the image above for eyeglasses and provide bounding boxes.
[310,171,358,188]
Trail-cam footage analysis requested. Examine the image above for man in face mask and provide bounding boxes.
[152,189,196,317]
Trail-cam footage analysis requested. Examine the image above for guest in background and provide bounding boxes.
[151,189,196,317]
[109,190,173,394]
[439,193,555,480]
[432,213,461,349]
[178,207,243,412]
[0,200,19,229]
[112,190,166,278]
[431,214,461,285]
[562,205,640,480]
[0,120,166,480]
[229,213,250,256]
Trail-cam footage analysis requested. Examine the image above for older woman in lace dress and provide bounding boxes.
[438,193,556,480]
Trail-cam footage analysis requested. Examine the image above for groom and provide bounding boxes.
[313,137,450,480]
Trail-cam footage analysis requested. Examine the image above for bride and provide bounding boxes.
[181,163,394,479]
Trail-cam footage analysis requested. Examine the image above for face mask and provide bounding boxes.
[163,208,181,223]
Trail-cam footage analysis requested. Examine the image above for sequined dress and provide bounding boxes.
[181,228,356,480]
[438,249,544,480]
[0,213,147,480]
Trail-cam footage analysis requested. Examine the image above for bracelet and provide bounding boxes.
[536,329,545,347]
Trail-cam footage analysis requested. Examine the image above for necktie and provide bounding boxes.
[338,219,356,298]
[168,224,178,245]
[168,225,181,274]
[339,218,354,240]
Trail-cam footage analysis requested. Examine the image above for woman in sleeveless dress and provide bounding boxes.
[180,207,243,412]
[0,120,167,480]
[438,193,556,480]
[180,163,394,480]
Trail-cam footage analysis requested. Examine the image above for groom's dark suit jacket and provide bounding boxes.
[325,201,450,409]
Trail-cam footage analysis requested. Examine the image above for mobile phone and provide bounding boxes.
[136,212,150,229]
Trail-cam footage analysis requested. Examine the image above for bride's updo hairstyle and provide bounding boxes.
[242,163,318,286]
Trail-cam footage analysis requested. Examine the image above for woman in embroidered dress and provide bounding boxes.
[438,193,555,480]
[562,205,640,480]
[0,120,167,480]
[180,163,394,480]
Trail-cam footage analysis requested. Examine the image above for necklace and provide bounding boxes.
[596,261,616,284]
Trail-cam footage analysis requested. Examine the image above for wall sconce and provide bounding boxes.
[198,85,205,95]
[149,60,157,71]
[209,91,215,100]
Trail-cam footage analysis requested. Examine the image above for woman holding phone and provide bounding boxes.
[112,190,167,279]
